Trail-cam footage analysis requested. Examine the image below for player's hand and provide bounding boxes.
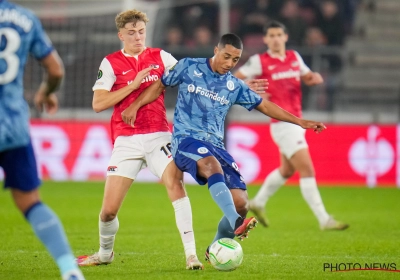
[310,72,323,85]
[129,66,154,90]
[34,92,59,115]
[246,79,268,94]
[299,119,326,134]
[121,104,138,127]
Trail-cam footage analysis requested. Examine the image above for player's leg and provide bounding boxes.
[197,155,245,230]
[145,132,202,270]
[290,148,349,230]
[206,148,257,242]
[250,153,293,227]
[174,138,244,233]
[77,136,143,266]
[76,175,133,266]
[1,144,84,280]
[209,188,249,243]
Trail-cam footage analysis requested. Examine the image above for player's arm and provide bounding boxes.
[294,51,323,86]
[255,99,326,133]
[92,66,153,112]
[121,79,166,126]
[34,50,64,114]
[234,56,268,95]
[301,71,323,86]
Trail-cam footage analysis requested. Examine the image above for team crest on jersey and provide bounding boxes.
[187,84,195,92]
[291,61,299,67]
[97,70,103,80]
[197,147,209,154]
[226,80,234,91]
[150,64,160,69]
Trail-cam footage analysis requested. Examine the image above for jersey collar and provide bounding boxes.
[121,47,147,58]
[267,49,286,61]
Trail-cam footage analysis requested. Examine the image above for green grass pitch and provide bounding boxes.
[0,182,399,279]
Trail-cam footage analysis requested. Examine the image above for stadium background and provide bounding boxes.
[9,0,400,187]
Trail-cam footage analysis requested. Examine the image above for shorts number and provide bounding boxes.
[0,28,21,85]
[160,143,172,157]
[232,162,240,172]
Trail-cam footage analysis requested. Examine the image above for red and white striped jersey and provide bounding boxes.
[238,50,310,122]
[93,48,177,143]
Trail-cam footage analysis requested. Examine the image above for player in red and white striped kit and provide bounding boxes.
[235,21,348,231]
[76,9,203,269]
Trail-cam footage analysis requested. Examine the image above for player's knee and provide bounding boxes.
[100,209,117,222]
[198,157,223,178]
[298,167,315,178]
[280,168,294,178]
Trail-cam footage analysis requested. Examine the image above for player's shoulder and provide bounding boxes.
[105,49,124,60]
[2,1,37,19]
[145,47,163,54]
[182,57,206,64]
[286,49,299,58]
[227,73,246,87]
[175,57,207,69]
[0,1,38,27]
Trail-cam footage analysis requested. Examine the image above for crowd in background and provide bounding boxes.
[163,0,360,53]
[160,0,361,111]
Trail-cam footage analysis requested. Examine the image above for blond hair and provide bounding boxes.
[115,9,149,30]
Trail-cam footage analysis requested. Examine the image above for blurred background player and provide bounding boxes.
[122,33,327,260]
[76,9,203,270]
[234,20,349,231]
[0,1,84,279]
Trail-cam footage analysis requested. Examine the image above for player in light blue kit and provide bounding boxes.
[122,33,326,261]
[0,1,84,279]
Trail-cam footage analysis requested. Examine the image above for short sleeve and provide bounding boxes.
[161,58,187,87]
[234,79,263,111]
[92,58,116,91]
[29,16,53,60]
[294,51,311,76]
[236,54,262,79]
[160,50,178,73]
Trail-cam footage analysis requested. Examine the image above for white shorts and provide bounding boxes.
[270,122,308,159]
[107,132,173,180]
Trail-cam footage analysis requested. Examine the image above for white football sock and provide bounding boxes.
[299,177,330,225]
[172,196,196,259]
[99,216,119,257]
[253,169,286,207]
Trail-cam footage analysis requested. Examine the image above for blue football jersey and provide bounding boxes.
[0,1,53,151]
[161,57,262,154]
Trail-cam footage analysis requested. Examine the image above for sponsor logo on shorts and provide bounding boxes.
[197,147,209,154]
[107,166,118,172]
[297,140,303,145]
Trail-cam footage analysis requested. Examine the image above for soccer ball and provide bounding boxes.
[209,238,243,271]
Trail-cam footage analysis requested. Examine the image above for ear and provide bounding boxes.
[284,33,289,43]
[214,46,219,56]
[118,32,124,42]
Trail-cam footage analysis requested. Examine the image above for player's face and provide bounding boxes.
[118,21,146,55]
[263,27,288,52]
[213,44,242,74]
